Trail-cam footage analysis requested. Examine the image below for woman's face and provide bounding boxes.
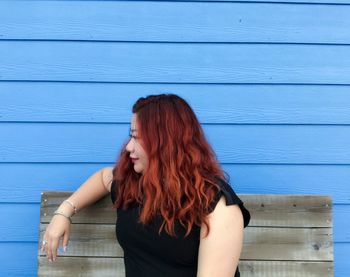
[125,114,148,174]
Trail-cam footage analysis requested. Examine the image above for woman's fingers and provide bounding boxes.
[41,232,59,262]
[41,217,71,262]
[62,230,70,252]
[41,237,47,253]
[45,238,52,262]
[48,238,59,262]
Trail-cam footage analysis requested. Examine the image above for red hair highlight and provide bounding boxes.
[112,94,226,237]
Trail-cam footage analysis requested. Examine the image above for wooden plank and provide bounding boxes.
[37,258,333,277]
[40,192,116,224]
[37,257,125,277]
[2,242,345,277]
[38,222,333,261]
[1,42,350,84]
[1,1,350,44]
[40,193,332,227]
[242,227,333,261]
[1,82,350,125]
[2,197,347,242]
[240,195,332,228]
[239,260,333,277]
[38,193,333,261]
[36,193,335,275]
[1,163,350,205]
[2,202,348,242]
[1,123,350,164]
[38,224,123,257]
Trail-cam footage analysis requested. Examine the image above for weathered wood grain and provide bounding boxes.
[38,221,332,261]
[40,192,116,224]
[38,192,334,276]
[37,258,333,277]
[242,227,333,261]
[240,194,332,227]
[38,257,125,277]
[38,223,332,261]
[239,260,333,277]
[40,192,332,227]
[38,224,123,257]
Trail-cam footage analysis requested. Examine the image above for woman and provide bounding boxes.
[42,94,250,276]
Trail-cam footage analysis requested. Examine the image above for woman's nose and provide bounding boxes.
[126,139,134,153]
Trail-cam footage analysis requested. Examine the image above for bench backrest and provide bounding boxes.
[38,192,334,276]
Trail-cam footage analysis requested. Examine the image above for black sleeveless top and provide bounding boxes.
[110,178,250,277]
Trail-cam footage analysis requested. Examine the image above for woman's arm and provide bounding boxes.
[57,166,114,216]
[197,196,244,277]
[42,166,114,262]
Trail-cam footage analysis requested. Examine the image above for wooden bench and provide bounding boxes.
[38,192,334,276]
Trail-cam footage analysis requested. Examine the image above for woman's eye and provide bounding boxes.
[128,130,139,140]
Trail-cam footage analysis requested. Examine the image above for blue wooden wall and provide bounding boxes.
[0,0,349,276]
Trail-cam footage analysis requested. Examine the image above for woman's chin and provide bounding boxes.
[133,164,143,174]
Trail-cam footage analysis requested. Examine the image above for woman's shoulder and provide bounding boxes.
[102,166,114,192]
[209,177,251,228]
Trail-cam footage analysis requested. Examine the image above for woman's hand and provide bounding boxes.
[41,214,71,262]
[40,166,112,262]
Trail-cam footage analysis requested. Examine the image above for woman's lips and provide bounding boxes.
[131,158,139,163]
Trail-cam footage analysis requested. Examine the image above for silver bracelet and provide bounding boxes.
[53,210,72,224]
[64,199,77,215]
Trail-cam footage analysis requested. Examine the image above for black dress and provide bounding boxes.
[110,178,250,277]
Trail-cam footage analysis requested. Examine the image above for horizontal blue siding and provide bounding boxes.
[1,82,350,124]
[0,243,38,277]
[1,123,350,164]
[334,243,350,276]
[1,41,350,84]
[1,204,40,241]
[1,1,350,44]
[0,0,348,276]
[0,163,349,204]
[10,0,350,5]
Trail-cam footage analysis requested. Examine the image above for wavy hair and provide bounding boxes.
[112,94,226,237]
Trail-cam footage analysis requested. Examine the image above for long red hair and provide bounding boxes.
[112,94,226,237]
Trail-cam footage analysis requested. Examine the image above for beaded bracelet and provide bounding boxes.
[53,210,72,224]
[64,199,77,215]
